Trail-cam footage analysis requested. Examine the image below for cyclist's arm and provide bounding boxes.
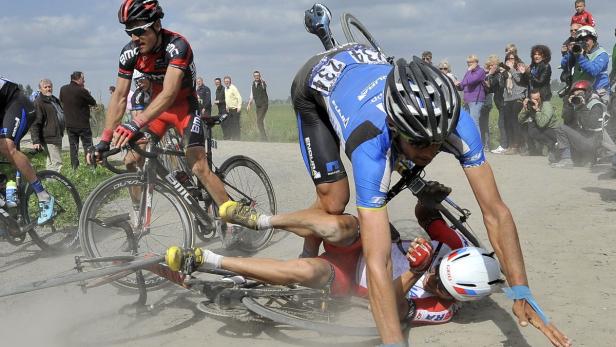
[358,207,405,343]
[136,66,184,123]
[393,269,424,320]
[463,162,527,286]
[104,77,131,131]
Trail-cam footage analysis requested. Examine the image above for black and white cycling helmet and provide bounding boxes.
[118,0,164,24]
[575,25,598,41]
[384,56,461,145]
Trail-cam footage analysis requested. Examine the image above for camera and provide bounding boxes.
[572,43,583,54]
[498,62,510,71]
[570,95,585,106]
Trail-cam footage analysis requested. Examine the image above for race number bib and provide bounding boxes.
[348,46,388,65]
[310,58,346,95]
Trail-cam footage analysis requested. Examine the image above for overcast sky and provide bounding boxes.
[1,0,614,104]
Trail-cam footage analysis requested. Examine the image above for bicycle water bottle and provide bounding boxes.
[5,180,17,208]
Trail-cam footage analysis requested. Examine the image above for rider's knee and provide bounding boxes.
[289,258,328,285]
[315,184,349,215]
[0,139,17,157]
[189,155,211,176]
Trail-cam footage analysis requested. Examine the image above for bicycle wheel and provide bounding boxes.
[242,287,385,336]
[341,13,386,55]
[79,173,193,290]
[218,155,276,252]
[22,170,82,252]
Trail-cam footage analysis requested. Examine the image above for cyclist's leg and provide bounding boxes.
[269,93,356,252]
[0,95,54,222]
[174,110,229,206]
[218,255,333,289]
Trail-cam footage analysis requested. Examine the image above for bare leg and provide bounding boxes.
[186,146,229,206]
[219,256,332,289]
[270,178,355,252]
[0,139,39,184]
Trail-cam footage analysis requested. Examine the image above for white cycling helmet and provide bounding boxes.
[438,247,502,302]
[575,25,598,40]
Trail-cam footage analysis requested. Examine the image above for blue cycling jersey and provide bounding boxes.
[306,45,485,208]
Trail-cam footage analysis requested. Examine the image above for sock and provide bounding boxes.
[256,214,272,230]
[198,249,223,270]
[32,180,50,201]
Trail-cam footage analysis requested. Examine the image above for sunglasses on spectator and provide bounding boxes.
[125,22,155,37]
[440,67,448,71]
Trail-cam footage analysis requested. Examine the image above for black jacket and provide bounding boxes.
[59,81,96,129]
[521,61,552,101]
[196,85,212,116]
[215,85,226,115]
[31,94,65,145]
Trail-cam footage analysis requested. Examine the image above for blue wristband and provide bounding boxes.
[502,285,550,324]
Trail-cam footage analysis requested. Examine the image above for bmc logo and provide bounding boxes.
[120,47,139,65]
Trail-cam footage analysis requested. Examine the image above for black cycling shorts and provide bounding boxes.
[292,51,347,185]
[0,94,35,145]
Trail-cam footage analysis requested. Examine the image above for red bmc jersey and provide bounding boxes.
[118,29,198,112]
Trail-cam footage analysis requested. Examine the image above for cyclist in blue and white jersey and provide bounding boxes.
[219,45,571,347]
[0,77,55,224]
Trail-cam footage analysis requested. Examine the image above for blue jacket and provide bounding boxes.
[561,45,610,92]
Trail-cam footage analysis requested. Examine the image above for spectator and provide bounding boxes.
[59,71,97,169]
[505,43,518,56]
[224,76,242,140]
[31,79,65,171]
[552,80,606,168]
[421,51,432,65]
[480,56,499,149]
[437,60,458,84]
[130,76,151,118]
[247,70,269,141]
[500,53,527,155]
[455,54,486,134]
[214,77,226,115]
[522,45,552,101]
[561,26,609,125]
[486,55,508,154]
[196,77,212,117]
[518,89,559,160]
[570,0,595,27]
[562,23,583,55]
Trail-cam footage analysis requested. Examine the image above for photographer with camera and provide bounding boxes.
[560,26,610,125]
[519,90,559,161]
[551,80,607,168]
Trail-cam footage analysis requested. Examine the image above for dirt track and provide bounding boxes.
[1,140,614,346]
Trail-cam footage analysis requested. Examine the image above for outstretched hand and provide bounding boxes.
[512,299,572,347]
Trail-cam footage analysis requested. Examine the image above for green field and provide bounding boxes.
[230,97,566,148]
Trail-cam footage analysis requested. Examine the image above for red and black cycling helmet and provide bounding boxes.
[384,56,461,145]
[118,0,164,24]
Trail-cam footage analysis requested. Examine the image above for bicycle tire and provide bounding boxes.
[340,13,386,56]
[0,256,164,298]
[79,173,194,290]
[22,170,82,252]
[242,295,383,336]
[218,155,277,252]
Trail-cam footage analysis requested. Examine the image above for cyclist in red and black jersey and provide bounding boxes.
[91,0,255,213]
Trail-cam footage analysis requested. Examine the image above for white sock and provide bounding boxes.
[256,214,272,230]
[198,249,223,270]
[37,191,50,202]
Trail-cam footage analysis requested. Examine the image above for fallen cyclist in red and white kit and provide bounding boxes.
[166,208,503,326]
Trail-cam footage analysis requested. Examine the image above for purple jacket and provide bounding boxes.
[459,66,486,103]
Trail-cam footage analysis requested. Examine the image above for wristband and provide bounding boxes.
[502,285,550,324]
[101,129,113,142]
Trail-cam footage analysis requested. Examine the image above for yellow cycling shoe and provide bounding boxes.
[218,200,260,230]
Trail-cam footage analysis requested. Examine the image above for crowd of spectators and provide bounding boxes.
[423,0,615,170]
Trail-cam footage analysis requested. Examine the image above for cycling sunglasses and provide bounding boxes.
[125,22,155,37]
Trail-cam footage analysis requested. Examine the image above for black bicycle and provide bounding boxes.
[79,115,277,290]
[0,161,82,252]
